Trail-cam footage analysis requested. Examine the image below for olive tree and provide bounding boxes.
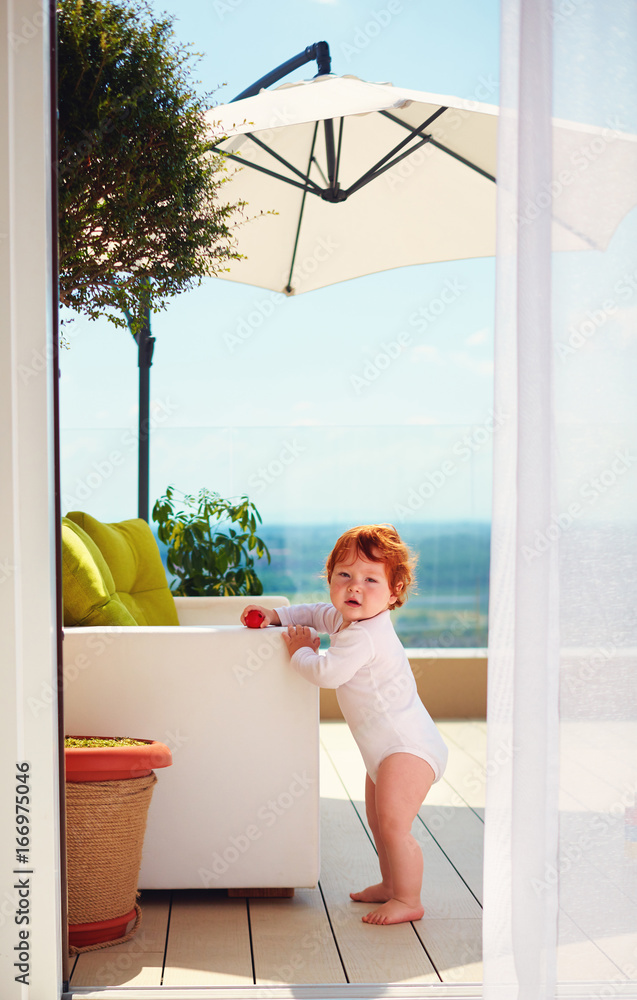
[57,0,243,332]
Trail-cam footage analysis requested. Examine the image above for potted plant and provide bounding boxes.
[65,736,172,953]
[152,486,271,596]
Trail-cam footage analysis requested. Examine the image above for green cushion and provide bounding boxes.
[64,512,179,626]
[62,519,138,627]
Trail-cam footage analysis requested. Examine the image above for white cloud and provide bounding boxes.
[449,350,493,376]
[412,344,442,362]
[465,327,490,347]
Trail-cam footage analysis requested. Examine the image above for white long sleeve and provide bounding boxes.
[276,602,340,634]
[291,626,374,688]
[275,602,448,783]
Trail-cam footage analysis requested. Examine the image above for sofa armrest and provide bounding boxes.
[173,595,290,626]
[62,623,319,889]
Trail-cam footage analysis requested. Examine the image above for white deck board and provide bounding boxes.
[70,890,170,988]
[414,918,483,984]
[250,889,346,984]
[162,893,253,986]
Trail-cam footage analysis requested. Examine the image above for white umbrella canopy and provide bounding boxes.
[207,74,499,295]
[206,74,637,296]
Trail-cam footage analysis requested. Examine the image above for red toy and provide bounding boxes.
[245,609,266,629]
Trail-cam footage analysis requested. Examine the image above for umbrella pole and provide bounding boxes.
[231,41,331,102]
[124,283,155,523]
[137,305,155,523]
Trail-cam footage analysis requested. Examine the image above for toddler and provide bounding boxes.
[241,524,448,925]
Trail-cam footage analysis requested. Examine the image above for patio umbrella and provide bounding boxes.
[206,72,637,296]
[208,73,499,296]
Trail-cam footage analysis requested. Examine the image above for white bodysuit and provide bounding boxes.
[277,603,448,783]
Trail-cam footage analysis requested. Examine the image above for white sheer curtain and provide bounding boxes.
[484,0,637,997]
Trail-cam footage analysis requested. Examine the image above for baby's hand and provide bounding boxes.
[282,624,320,657]
[240,604,280,628]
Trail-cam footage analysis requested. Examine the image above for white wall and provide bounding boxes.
[0,2,63,997]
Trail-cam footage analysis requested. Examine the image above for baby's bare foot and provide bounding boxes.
[362,898,425,925]
[349,882,392,903]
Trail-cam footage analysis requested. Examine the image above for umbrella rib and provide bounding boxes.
[334,117,344,188]
[380,109,496,183]
[311,157,329,187]
[427,139,496,183]
[342,133,435,194]
[218,152,324,196]
[341,107,448,197]
[285,121,320,294]
[241,132,324,192]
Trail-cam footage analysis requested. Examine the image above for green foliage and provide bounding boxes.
[152,486,271,597]
[57,0,244,333]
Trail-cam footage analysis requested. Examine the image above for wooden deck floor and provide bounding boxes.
[68,718,637,993]
[69,720,485,990]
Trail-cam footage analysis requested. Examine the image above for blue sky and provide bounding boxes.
[59,0,501,524]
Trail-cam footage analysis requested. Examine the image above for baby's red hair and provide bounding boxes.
[325,524,416,609]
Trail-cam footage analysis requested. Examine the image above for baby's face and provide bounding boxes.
[329,548,398,625]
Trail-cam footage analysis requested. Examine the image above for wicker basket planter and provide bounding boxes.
[64,737,172,953]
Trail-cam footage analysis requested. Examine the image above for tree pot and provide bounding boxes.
[64,738,172,952]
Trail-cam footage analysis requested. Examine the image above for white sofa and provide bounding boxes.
[63,596,320,891]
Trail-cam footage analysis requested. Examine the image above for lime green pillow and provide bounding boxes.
[64,512,179,626]
[62,519,138,627]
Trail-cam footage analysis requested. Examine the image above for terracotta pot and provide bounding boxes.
[67,907,138,949]
[65,739,172,951]
[65,738,173,782]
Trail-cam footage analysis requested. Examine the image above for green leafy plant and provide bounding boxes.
[152,486,270,597]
